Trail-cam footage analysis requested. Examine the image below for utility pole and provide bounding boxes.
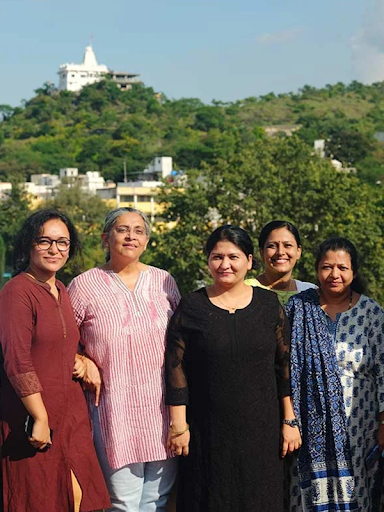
[123,159,127,183]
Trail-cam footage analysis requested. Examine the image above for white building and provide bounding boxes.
[117,157,176,221]
[58,46,140,93]
[143,157,173,179]
[82,171,105,194]
[60,168,79,179]
[60,168,106,194]
[30,174,61,188]
[58,46,109,92]
[24,182,55,201]
[314,139,326,159]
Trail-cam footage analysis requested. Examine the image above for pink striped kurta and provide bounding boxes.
[67,266,181,470]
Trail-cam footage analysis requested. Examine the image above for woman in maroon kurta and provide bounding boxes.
[0,209,110,512]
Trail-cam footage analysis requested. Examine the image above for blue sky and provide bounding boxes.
[0,0,378,106]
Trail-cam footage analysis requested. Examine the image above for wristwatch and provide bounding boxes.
[283,418,299,428]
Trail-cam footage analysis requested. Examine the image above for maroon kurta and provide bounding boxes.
[0,273,111,512]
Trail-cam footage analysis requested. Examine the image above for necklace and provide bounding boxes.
[216,295,238,313]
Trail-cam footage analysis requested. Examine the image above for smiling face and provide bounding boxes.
[260,227,302,278]
[208,240,253,288]
[317,250,354,295]
[28,219,70,278]
[102,212,149,263]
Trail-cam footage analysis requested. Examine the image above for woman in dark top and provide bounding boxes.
[0,209,110,512]
[165,225,301,512]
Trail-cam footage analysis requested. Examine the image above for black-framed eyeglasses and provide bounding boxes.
[34,237,71,252]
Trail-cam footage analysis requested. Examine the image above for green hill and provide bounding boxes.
[1,79,384,185]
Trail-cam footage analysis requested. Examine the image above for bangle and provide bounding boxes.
[170,423,189,437]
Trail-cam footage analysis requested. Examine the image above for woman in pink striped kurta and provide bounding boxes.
[68,207,181,512]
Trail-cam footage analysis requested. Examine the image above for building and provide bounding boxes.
[82,171,105,194]
[117,157,175,221]
[314,139,326,159]
[30,173,61,188]
[143,156,173,179]
[58,46,140,93]
[117,181,162,222]
[60,168,78,179]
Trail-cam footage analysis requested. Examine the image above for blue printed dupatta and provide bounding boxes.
[285,289,358,512]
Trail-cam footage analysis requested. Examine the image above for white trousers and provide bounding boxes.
[93,409,177,512]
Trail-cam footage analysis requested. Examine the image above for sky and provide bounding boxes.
[0,0,382,106]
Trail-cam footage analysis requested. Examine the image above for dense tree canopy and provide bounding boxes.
[2,79,384,185]
[150,136,384,300]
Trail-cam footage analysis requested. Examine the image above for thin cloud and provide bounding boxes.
[256,29,300,45]
[353,0,384,83]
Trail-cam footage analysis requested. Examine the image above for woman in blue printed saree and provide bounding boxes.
[286,237,384,512]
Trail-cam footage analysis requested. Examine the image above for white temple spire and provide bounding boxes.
[83,45,98,67]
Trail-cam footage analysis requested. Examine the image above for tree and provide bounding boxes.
[152,136,384,300]
[0,184,31,269]
[0,104,14,121]
[326,130,373,165]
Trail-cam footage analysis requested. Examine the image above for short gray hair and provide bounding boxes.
[103,207,151,237]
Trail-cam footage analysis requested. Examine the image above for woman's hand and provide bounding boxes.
[73,354,86,379]
[281,424,302,458]
[29,417,52,451]
[167,425,190,457]
[73,355,102,406]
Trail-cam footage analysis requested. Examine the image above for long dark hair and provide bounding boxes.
[204,225,257,269]
[13,209,81,274]
[315,237,366,294]
[258,220,301,249]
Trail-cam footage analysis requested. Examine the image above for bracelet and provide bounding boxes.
[170,423,189,436]
[380,420,384,425]
[283,418,299,428]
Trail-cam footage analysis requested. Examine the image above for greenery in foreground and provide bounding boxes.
[1,80,384,300]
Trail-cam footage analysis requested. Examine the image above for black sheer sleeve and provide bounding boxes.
[165,300,189,405]
[275,304,291,398]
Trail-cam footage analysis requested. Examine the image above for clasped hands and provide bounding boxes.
[73,354,102,406]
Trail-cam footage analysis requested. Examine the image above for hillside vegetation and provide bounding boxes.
[1,80,384,184]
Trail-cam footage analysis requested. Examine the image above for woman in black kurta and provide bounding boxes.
[165,225,300,512]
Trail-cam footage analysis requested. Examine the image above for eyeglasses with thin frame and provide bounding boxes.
[34,237,71,252]
[115,226,147,237]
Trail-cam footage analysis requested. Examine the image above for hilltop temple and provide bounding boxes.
[58,45,140,92]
